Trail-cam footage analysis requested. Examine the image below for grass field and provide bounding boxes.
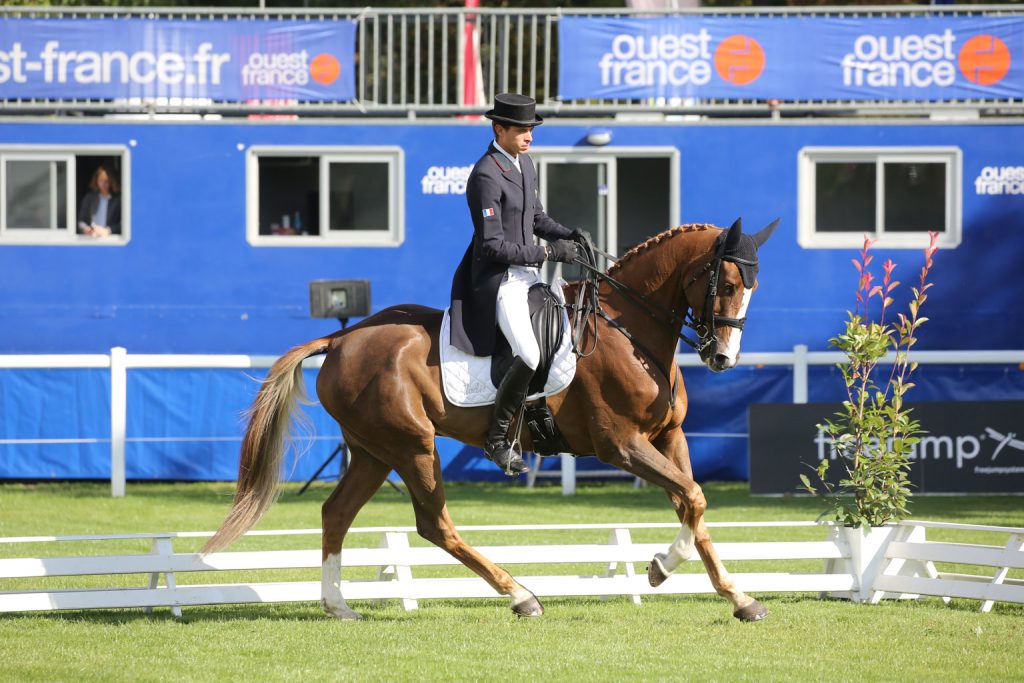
[1,480,1023,682]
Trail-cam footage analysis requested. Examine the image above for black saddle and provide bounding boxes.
[490,282,565,396]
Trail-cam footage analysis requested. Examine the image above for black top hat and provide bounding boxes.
[485,93,544,127]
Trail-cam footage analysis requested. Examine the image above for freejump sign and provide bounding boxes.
[0,19,356,101]
[558,16,1024,101]
[749,402,1024,495]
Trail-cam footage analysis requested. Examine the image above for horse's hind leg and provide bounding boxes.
[320,443,392,620]
[402,449,544,617]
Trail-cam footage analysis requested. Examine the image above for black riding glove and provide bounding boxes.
[548,239,581,264]
[546,239,579,263]
[571,228,592,244]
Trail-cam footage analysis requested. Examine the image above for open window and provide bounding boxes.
[532,147,679,281]
[0,147,129,245]
[246,146,404,247]
[798,147,961,249]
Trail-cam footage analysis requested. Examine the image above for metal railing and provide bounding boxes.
[1,5,1022,117]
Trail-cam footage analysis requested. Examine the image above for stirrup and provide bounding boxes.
[484,439,529,476]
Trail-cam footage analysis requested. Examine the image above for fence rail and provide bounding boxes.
[2,346,1022,497]
[0,521,852,617]
[2,520,1021,617]
[1,5,1022,117]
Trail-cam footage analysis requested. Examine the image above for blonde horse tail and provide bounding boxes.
[202,337,332,555]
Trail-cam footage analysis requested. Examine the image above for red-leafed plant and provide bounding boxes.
[801,232,940,528]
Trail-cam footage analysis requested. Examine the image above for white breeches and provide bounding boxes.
[496,265,542,370]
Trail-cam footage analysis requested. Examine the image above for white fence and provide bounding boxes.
[1,520,1021,617]
[2,347,1023,497]
[874,521,1024,613]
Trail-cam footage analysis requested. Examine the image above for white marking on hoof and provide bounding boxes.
[662,525,696,573]
[321,598,364,621]
[321,552,362,621]
[510,586,534,609]
[649,553,671,587]
[510,586,543,617]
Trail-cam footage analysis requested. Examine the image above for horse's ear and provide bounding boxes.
[724,217,743,251]
[752,218,780,250]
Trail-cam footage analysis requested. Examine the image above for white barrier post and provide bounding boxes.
[793,344,808,404]
[560,453,576,496]
[110,347,127,498]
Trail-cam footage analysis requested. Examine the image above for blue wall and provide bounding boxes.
[1,118,1022,482]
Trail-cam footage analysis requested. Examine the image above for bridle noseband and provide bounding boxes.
[681,232,757,356]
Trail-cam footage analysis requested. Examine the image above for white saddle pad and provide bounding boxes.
[440,302,577,408]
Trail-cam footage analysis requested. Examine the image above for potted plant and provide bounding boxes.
[801,232,939,600]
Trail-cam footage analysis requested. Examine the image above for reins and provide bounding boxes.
[562,229,757,401]
[569,233,715,355]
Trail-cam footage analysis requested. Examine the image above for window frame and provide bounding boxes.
[798,146,962,250]
[0,145,131,246]
[246,146,405,248]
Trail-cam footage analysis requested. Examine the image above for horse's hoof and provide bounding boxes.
[733,600,768,622]
[321,598,364,621]
[647,554,670,587]
[511,595,544,618]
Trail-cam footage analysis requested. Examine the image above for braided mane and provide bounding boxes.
[606,223,718,277]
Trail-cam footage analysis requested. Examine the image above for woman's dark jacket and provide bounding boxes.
[77,192,122,235]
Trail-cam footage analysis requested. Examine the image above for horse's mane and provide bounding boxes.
[606,223,718,277]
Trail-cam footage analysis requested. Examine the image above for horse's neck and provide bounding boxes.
[603,231,711,364]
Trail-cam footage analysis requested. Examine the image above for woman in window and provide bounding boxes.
[77,166,122,237]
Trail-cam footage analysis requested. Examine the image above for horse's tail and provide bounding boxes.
[202,336,332,555]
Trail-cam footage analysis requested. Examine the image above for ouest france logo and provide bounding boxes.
[840,30,1012,89]
[241,50,342,87]
[596,29,766,88]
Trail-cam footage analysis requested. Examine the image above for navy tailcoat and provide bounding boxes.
[449,144,571,356]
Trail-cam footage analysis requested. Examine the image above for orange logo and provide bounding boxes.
[310,53,341,85]
[958,35,1011,86]
[714,35,766,86]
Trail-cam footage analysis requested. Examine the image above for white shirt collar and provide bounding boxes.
[491,140,521,172]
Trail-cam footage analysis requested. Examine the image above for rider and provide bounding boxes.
[449,93,582,475]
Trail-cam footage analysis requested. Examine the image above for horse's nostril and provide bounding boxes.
[714,354,731,368]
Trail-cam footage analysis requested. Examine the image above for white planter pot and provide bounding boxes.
[830,524,901,603]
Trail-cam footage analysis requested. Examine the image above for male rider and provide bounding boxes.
[449,93,582,475]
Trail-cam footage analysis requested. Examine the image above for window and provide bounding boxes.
[246,147,404,247]
[533,147,679,280]
[798,147,961,249]
[0,148,129,246]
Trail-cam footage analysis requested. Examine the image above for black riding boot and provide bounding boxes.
[484,357,535,475]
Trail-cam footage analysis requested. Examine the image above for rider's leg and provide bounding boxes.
[486,268,540,475]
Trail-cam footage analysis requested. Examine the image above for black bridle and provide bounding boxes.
[569,231,755,361]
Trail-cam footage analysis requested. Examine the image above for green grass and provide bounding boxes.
[1,481,1023,682]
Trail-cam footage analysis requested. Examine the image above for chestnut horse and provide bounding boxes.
[204,219,777,622]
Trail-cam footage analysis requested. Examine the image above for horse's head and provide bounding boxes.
[684,218,778,373]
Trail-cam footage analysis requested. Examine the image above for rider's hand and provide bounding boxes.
[546,240,580,263]
[570,228,591,244]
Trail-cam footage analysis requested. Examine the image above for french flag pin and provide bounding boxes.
[482,207,495,218]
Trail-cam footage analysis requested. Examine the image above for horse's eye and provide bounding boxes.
[722,283,736,297]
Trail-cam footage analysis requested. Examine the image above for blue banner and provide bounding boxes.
[558,16,1024,101]
[0,19,356,102]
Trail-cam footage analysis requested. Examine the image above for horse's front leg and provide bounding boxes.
[598,430,767,622]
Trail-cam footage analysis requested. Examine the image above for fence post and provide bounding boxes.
[144,537,182,618]
[110,347,127,498]
[793,344,808,404]
[560,453,576,496]
[604,528,641,605]
[376,531,418,611]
